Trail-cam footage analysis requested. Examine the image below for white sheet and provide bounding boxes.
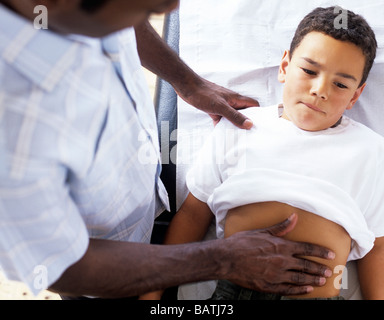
[176,0,384,300]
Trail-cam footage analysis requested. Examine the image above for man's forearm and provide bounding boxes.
[134,19,258,130]
[134,19,203,97]
[50,217,336,298]
[49,238,226,298]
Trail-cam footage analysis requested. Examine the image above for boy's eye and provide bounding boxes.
[335,82,348,89]
[301,68,317,76]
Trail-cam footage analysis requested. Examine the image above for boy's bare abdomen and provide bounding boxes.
[225,201,351,298]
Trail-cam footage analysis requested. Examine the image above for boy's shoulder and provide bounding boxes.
[346,116,384,150]
[347,117,383,138]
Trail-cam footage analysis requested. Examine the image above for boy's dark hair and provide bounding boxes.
[80,0,108,13]
[290,6,377,87]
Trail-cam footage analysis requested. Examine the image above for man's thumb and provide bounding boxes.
[265,213,298,237]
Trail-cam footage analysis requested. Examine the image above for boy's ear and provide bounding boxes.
[347,83,366,110]
[278,50,290,84]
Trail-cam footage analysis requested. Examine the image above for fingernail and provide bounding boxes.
[324,269,333,278]
[306,286,314,293]
[243,119,253,129]
[328,251,336,260]
[319,277,326,286]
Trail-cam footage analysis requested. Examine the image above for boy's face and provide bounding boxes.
[278,31,366,131]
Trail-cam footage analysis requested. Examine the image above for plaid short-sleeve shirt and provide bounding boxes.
[0,5,169,295]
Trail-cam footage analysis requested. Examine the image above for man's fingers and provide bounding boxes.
[219,103,254,129]
[259,267,328,296]
[231,95,260,108]
[293,241,336,261]
[255,268,326,296]
[266,283,315,296]
[291,256,333,278]
[265,254,332,285]
[263,214,335,261]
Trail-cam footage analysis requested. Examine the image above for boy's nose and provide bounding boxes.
[310,78,329,100]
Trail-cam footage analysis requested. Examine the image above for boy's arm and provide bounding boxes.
[163,193,214,245]
[357,236,384,299]
[139,193,214,299]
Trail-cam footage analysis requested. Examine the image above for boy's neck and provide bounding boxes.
[280,105,343,130]
[331,117,343,128]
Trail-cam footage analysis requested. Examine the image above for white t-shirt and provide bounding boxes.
[186,105,384,261]
[177,0,384,300]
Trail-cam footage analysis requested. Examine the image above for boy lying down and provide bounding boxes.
[142,6,384,300]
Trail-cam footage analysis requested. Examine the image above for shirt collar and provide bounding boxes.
[0,4,102,92]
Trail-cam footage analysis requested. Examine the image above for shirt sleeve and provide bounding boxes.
[0,161,89,296]
[185,120,228,203]
[364,149,384,238]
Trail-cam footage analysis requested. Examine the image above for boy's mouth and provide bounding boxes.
[302,102,325,113]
